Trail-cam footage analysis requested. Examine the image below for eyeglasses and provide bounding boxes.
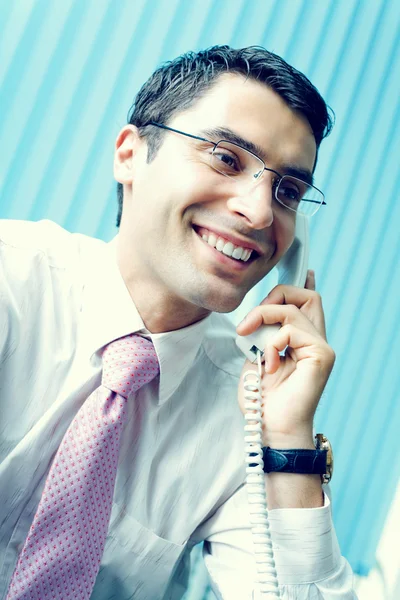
[145,122,326,217]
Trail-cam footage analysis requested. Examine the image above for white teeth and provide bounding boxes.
[232,246,244,260]
[222,241,235,257]
[207,233,217,248]
[216,238,225,251]
[199,229,253,262]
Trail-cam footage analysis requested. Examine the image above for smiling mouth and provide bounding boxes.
[192,225,259,264]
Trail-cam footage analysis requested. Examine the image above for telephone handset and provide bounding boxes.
[236,215,310,599]
[236,213,309,362]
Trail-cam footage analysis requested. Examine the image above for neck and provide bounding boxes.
[116,243,210,334]
[129,285,210,333]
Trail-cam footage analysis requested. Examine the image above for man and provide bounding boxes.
[0,46,356,598]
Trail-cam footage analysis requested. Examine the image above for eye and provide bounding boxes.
[277,181,301,204]
[283,185,300,201]
[213,150,241,173]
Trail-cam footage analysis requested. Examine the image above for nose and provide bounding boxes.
[226,173,275,229]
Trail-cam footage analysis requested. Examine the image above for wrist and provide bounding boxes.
[263,429,315,450]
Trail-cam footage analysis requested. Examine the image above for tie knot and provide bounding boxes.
[101,334,159,398]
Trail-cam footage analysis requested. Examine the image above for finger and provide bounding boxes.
[258,284,327,340]
[236,303,323,339]
[262,284,318,307]
[305,269,315,291]
[265,324,334,375]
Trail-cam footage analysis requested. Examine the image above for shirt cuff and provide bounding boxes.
[266,490,342,585]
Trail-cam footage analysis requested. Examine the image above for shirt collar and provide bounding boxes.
[80,233,211,405]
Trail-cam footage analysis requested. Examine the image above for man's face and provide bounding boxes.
[115,74,317,315]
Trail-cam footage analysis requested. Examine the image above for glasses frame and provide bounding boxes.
[144,121,326,216]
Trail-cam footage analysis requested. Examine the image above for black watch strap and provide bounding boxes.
[262,447,327,475]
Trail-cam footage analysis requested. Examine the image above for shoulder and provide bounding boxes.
[0,219,109,317]
[0,219,106,269]
[201,312,244,379]
[0,219,109,354]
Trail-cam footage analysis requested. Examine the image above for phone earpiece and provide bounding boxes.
[235,215,309,363]
[276,214,309,289]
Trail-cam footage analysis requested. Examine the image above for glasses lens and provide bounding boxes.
[211,141,263,182]
[276,176,324,217]
[210,142,324,217]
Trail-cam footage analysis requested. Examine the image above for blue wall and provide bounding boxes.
[1,0,399,589]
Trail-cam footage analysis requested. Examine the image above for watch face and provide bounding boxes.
[315,433,333,484]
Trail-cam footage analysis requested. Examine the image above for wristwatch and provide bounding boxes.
[262,433,334,484]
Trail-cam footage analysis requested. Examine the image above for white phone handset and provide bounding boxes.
[235,214,310,362]
[236,215,310,599]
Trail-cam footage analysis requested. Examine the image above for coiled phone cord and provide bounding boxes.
[243,350,280,599]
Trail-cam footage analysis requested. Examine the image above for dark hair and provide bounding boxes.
[116,45,334,227]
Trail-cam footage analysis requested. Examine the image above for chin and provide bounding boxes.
[211,298,243,314]
[193,289,245,314]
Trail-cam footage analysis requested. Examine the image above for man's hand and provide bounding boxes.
[236,269,335,449]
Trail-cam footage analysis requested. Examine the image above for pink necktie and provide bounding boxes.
[7,334,159,600]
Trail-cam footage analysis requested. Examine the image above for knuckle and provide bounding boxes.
[281,322,295,335]
[323,344,336,365]
[308,290,322,303]
[287,304,299,316]
[329,346,336,363]
[314,291,323,304]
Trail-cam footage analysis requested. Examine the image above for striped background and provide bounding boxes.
[1,0,399,595]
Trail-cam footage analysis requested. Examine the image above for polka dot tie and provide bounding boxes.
[6,334,159,600]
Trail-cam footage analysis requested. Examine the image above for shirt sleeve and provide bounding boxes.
[195,483,357,599]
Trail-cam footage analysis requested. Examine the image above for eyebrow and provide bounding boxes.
[282,165,314,186]
[200,126,314,186]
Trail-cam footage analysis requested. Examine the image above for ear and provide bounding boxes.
[113,125,142,185]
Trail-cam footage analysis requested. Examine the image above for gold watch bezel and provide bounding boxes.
[315,433,333,484]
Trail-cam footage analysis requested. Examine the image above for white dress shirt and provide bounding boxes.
[0,219,356,599]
